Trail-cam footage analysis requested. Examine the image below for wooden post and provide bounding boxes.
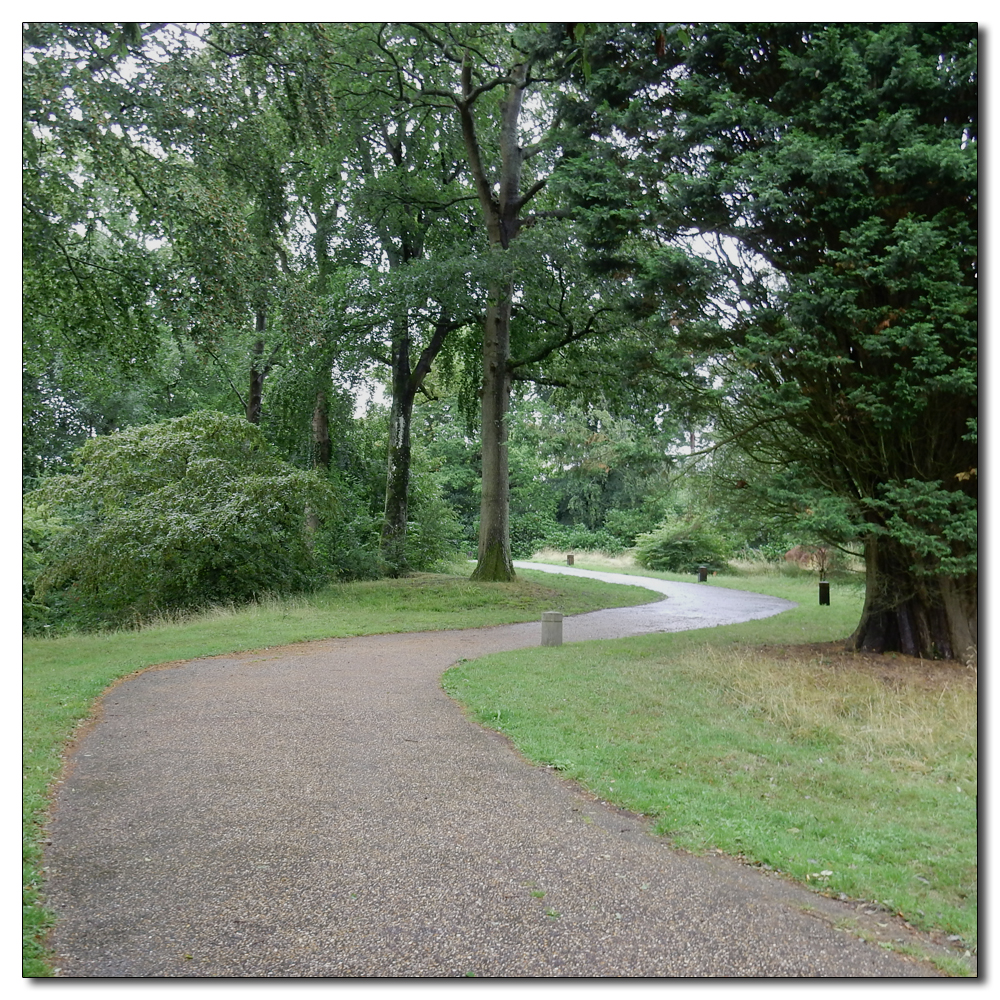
[567,553,574,566]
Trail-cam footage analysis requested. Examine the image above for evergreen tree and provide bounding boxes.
[564,22,977,661]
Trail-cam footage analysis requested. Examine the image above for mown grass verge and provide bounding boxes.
[444,563,977,974]
[23,569,659,977]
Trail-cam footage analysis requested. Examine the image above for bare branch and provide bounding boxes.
[513,177,547,212]
[201,345,247,411]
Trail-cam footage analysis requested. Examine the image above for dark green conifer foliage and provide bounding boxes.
[561,22,977,661]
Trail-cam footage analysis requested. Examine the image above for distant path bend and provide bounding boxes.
[43,564,940,977]
[510,560,796,639]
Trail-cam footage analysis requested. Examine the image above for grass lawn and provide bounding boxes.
[444,555,978,975]
[22,568,659,977]
[23,558,977,977]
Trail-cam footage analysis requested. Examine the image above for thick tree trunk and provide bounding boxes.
[471,283,515,582]
[846,535,978,665]
[461,65,531,583]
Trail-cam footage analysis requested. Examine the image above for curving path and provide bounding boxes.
[43,565,942,977]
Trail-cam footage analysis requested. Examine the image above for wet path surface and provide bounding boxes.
[43,566,941,977]
[511,560,799,639]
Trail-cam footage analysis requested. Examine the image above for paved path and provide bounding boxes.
[43,565,943,977]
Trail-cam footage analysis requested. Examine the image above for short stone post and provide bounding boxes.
[819,580,830,606]
[697,565,708,583]
[541,611,564,646]
[566,553,575,566]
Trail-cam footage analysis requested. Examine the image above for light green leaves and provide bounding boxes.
[25,412,339,629]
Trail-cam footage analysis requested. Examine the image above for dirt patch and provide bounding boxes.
[749,641,977,692]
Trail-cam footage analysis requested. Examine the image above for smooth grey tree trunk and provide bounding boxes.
[470,285,515,581]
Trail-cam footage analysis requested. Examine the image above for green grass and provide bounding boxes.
[22,568,659,977]
[25,559,977,976]
[444,560,978,974]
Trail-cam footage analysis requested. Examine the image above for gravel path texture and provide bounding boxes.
[43,565,944,977]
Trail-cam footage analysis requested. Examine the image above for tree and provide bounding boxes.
[565,23,977,661]
[22,23,165,364]
[22,23,298,455]
[317,24,482,573]
[166,22,484,574]
[360,23,655,580]
[25,22,669,584]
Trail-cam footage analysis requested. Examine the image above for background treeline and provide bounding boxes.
[23,23,976,661]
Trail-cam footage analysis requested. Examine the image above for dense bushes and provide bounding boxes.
[633,519,732,574]
[541,523,626,555]
[404,468,466,570]
[23,412,341,630]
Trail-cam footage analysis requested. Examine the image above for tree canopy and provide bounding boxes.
[23,22,978,661]
[557,22,977,661]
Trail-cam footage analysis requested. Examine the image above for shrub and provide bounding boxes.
[601,502,670,547]
[633,519,732,574]
[320,474,385,582]
[542,523,626,555]
[405,473,465,571]
[25,412,340,629]
[22,503,70,633]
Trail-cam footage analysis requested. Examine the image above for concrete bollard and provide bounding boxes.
[567,553,574,566]
[541,611,564,646]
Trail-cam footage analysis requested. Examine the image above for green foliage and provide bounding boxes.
[872,479,978,578]
[634,520,732,575]
[25,412,339,628]
[403,469,466,571]
[542,524,625,555]
[22,503,69,633]
[556,22,977,654]
[324,402,467,576]
[601,502,671,548]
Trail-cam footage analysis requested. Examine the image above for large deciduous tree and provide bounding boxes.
[567,22,978,662]
[22,22,301,445]
[365,23,631,580]
[178,22,483,575]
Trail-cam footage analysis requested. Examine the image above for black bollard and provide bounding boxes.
[697,565,708,583]
[819,580,830,605]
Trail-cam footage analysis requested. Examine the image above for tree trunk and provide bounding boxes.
[246,308,267,425]
[381,391,414,576]
[311,388,331,471]
[461,62,532,583]
[380,314,416,577]
[470,283,515,581]
[846,535,978,665]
